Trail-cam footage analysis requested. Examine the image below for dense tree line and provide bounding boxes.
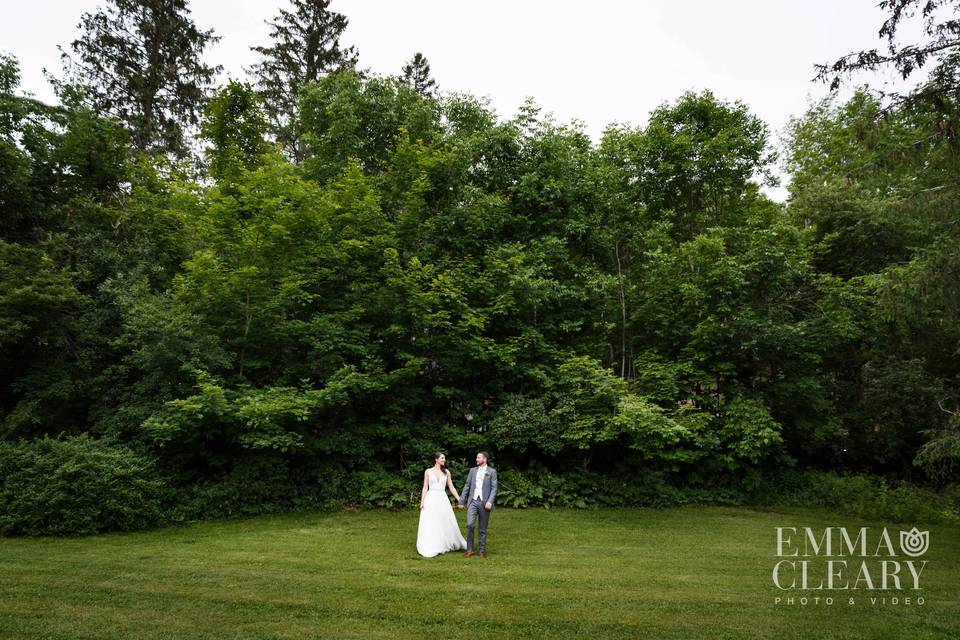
[1,1,958,516]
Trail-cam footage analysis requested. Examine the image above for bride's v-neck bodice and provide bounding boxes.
[428,470,446,492]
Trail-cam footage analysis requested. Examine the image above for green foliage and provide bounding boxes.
[401,52,437,97]
[608,397,710,468]
[631,350,693,402]
[143,365,386,461]
[914,410,960,483]
[467,464,691,509]
[717,394,784,465]
[1,53,131,243]
[2,37,958,523]
[299,70,440,182]
[0,435,170,536]
[754,469,960,524]
[353,467,416,508]
[785,90,940,277]
[248,0,358,160]
[604,90,775,241]
[0,241,84,437]
[492,465,960,524]
[487,394,562,454]
[0,240,83,353]
[784,74,960,477]
[166,456,339,521]
[54,0,221,156]
[201,80,271,182]
[551,356,627,448]
[814,0,960,91]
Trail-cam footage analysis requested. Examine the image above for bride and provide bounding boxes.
[416,452,467,557]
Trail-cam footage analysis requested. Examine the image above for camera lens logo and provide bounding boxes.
[899,527,929,557]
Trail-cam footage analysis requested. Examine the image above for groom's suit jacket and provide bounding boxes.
[459,466,497,509]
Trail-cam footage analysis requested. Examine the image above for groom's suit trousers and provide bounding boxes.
[465,497,490,553]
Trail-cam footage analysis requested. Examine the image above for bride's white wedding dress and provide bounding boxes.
[416,470,467,557]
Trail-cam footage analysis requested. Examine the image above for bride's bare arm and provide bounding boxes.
[446,470,461,503]
[420,469,429,509]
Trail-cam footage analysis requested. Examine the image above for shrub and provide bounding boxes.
[743,469,960,524]
[0,435,170,536]
[495,465,959,523]
[353,467,417,508]
[165,457,346,522]
[497,464,690,509]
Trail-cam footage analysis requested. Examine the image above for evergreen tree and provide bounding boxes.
[815,0,960,92]
[53,0,221,158]
[248,0,358,160]
[401,52,437,97]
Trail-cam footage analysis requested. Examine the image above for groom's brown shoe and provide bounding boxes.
[464,551,474,558]
[478,553,485,558]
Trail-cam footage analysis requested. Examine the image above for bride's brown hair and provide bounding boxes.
[433,451,447,476]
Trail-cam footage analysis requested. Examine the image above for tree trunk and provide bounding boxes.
[615,239,628,378]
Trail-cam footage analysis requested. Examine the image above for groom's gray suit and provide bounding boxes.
[458,465,497,554]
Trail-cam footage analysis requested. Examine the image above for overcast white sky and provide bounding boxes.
[1,1,923,200]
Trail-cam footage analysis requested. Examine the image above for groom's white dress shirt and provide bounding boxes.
[473,465,486,500]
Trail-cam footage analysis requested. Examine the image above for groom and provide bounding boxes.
[458,451,497,558]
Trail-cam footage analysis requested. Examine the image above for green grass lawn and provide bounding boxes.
[1,505,957,639]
